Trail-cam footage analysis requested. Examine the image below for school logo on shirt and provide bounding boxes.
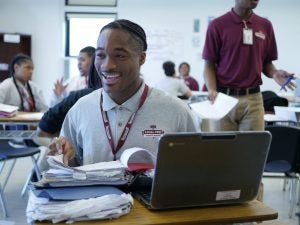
[142,125,164,137]
[255,31,265,40]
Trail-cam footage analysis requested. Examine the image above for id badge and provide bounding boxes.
[243,28,253,45]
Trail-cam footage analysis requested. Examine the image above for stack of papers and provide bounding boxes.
[0,103,18,117]
[26,147,156,223]
[36,154,128,187]
[26,186,133,224]
[37,147,156,187]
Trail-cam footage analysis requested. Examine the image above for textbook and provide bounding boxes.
[0,103,18,117]
[36,147,156,187]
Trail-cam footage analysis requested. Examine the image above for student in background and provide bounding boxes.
[155,61,192,99]
[178,62,199,91]
[50,46,96,106]
[202,0,295,132]
[0,53,48,112]
[49,19,198,166]
[37,54,102,137]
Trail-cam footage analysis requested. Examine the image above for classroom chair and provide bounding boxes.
[0,140,41,218]
[263,125,300,218]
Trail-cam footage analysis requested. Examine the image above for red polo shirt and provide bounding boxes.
[202,9,278,88]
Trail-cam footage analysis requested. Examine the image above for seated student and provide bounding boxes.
[49,19,198,166]
[50,46,96,106]
[178,62,199,91]
[261,90,288,113]
[0,53,48,112]
[0,53,48,147]
[37,54,102,137]
[155,61,192,99]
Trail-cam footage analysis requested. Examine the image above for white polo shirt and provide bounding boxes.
[61,82,198,165]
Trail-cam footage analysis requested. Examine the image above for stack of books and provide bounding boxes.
[0,103,18,117]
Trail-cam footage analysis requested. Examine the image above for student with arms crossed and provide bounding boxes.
[202,0,295,132]
[49,19,198,166]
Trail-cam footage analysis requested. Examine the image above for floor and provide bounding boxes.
[0,158,300,225]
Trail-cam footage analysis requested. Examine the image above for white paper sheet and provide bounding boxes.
[274,106,297,122]
[189,92,238,119]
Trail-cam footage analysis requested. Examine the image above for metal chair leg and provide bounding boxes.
[0,186,8,218]
[289,178,298,218]
[21,169,33,197]
[2,159,17,191]
[21,153,41,197]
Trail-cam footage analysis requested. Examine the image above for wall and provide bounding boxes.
[0,0,299,104]
[0,0,64,104]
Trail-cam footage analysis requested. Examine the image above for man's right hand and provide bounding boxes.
[48,136,75,165]
[53,77,68,96]
[208,90,218,103]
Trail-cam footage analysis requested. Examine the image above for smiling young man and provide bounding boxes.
[50,19,198,166]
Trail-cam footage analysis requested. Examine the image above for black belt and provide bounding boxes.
[217,86,260,96]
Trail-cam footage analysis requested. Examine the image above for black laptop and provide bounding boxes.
[134,131,271,210]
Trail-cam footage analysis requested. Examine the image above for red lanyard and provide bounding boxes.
[100,85,149,160]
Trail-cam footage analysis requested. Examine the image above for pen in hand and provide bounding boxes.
[280,75,295,91]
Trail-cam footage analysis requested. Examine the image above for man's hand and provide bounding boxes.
[49,136,75,165]
[272,70,297,91]
[208,90,218,104]
[53,77,68,96]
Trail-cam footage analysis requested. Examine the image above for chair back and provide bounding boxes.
[265,125,300,173]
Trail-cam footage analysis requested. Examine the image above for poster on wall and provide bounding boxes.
[145,29,185,62]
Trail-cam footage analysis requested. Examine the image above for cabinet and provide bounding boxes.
[0,33,31,82]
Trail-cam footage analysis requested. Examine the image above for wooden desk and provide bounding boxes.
[35,199,278,225]
[0,112,43,138]
[0,112,43,124]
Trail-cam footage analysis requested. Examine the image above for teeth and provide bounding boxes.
[102,72,120,79]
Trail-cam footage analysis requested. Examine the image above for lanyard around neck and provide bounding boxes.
[100,84,149,160]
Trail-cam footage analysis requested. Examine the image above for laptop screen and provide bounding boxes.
[137,131,271,210]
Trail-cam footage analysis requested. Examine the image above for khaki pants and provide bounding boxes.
[209,92,265,131]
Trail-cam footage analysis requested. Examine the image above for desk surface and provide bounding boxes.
[36,199,278,225]
[0,112,43,123]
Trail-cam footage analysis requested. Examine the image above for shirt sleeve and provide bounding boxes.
[202,21,221,63]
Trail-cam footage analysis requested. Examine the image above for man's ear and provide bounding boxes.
[139,52,146,65]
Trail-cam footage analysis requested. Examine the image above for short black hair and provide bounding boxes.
[163,61,175,77]
[9,53,32,77]
[87,54,102,89]
[80,46,96,57]
[179,62,190,72]
[100,19,147,52]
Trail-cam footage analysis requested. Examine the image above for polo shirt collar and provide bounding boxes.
[230,8,256,24]
[101,81,146,112]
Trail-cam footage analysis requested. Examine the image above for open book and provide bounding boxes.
[37,147,156,187]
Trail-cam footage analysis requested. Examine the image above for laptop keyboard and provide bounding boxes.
[0,130,37,138]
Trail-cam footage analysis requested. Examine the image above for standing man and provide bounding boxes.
[50,19,198,166]
[202,0,295,131]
